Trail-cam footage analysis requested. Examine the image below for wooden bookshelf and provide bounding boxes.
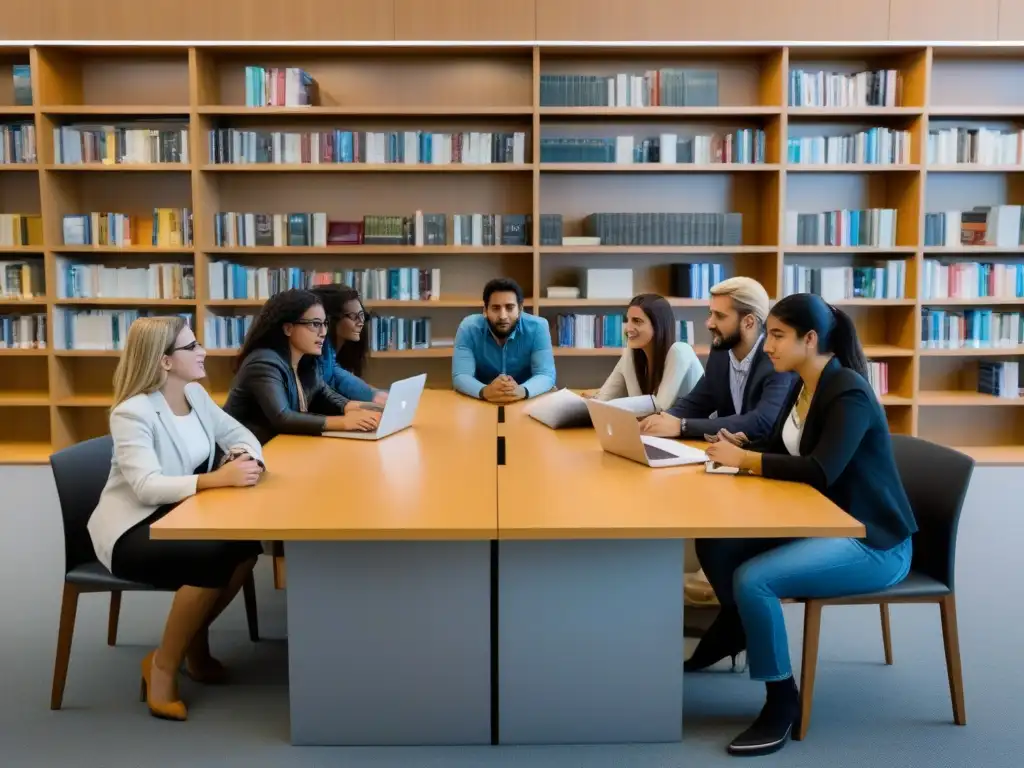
[2,43,1024,462]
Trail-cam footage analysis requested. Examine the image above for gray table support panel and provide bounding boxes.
[498,539,685,744]
[285,540,492,746]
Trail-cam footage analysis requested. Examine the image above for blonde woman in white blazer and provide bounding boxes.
[594,293,705,413]
[87,316,266,722]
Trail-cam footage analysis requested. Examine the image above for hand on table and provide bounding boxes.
[482,375,524,403]
[328,410,381,432]
[704,439,747,469]
[716,429,749,447]
[639,412,682,436]
[215,458,263,487]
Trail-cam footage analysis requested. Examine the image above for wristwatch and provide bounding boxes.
[679,418,687,437]
[523,386,530,398]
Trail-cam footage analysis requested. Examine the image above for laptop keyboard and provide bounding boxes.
[643,442,678,461]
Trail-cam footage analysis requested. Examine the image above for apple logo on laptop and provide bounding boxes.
[400,400,407,410]
[606,424,614,437]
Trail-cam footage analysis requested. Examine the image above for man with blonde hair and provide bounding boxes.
[640,276,794,442]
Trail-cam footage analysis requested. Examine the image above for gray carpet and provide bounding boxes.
[0,464,1019,768]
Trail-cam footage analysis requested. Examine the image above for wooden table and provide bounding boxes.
[153,390,498,747]
[152,390,863,747]
[494,401,864,745]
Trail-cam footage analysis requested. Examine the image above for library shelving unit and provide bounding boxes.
[1,43,1024,465]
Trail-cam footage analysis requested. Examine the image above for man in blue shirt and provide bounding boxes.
[452,278,556,402]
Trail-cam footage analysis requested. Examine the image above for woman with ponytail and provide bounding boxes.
[687,293,918,757]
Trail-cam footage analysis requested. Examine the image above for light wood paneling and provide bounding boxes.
[1000,0,1024,40]
[198,0,395,42]
[394,0,536,40]
[536,0,890,41]
[889,0,999,41]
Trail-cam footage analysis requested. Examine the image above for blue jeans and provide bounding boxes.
[696,536,912,681]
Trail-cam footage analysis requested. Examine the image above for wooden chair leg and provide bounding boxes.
[272,555,287,590]
[106,591,122,646]
[242,573,259,642]
[879,603,893,665]
[939,594,967,725]
[51,582,81,710]
[795,600,823,741]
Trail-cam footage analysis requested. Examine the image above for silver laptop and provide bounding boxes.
[585,398,707,468]
[323,373,427,441]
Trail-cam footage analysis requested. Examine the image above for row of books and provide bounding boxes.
[369,316,432,352]
[0,260,44,299]
[62,210,194,248]
[926,128,1022,167]
[788,69,901,108]
[923,206,1024,249]
[669,262,728,300]
[921,260,1024,300]
[785,209,898,248]
[978,361,1020,399]
[539,70,718,108]
[864,360,890,399]
[539,131,766,165]
[212,211,531,248]
[553,314,699,349]
[204,315,254,350]
[55,261,195,300]
[0,214,42,247]
[0,123,36,164]
[53,124,189,165]
[244,66,316,107]
[782,262,907,301]
[786,128,911,165]
[209,129,527,165]
[583,212,743,247]
[208,265,441,302]
[920,308,1023,349]
[53,309,194,350]
[0,313,45,349]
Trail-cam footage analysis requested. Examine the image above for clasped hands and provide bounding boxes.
[481,374,526,404]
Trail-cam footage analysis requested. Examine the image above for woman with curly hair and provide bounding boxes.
[223,289,380,444]
[310,283,388,406]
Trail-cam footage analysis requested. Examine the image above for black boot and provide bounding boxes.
[684,605,747,672]
[727,677,799,757]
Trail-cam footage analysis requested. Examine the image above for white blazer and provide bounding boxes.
[594,341,705,413]
[87,382,265,571]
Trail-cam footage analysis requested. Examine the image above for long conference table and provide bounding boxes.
[151,390,863,747]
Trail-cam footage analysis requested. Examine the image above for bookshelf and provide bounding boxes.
[2,44,1024,465]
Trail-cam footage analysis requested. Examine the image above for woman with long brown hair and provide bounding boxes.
[87,316,267,722]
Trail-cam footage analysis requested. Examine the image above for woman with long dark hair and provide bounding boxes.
[223,289,380,444]
[310,283,388,405]
[593,293,703,412]
[691,293,917,757]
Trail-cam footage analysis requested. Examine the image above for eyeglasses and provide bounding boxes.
[342,311,367,323]
[293,320,329,332]
[165,340,202,355]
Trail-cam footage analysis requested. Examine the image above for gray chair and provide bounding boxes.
[795,435,974,739]
[49,435,260,710]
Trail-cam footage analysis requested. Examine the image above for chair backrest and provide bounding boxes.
[49,435,114,574]
[890,435,974,591]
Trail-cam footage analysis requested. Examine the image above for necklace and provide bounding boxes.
[791,385,813,428]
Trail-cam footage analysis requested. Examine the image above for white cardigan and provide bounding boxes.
[594,341,705,413]
[87,382,265,570]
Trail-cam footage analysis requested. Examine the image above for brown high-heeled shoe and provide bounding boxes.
[139,650,187,721]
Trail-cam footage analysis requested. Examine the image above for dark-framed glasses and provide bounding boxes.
[294,319,329,332]
[165,339,202,354]
[343,311,367,323]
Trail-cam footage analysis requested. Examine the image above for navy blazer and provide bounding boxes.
[666,343,795,442]
[754,357,918,550]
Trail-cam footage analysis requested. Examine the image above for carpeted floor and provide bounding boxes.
[0,465,1018,768]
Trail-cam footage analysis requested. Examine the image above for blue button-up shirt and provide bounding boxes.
[452,313,556,399]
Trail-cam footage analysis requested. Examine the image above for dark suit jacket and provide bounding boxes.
[666,344,795,441]
[753,357,918,550]
[222,348,349,445]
